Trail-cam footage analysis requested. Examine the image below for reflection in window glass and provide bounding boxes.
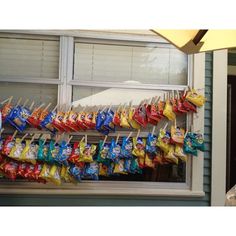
[74,42,188,85]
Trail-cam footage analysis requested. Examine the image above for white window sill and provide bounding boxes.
[0,181,205,197]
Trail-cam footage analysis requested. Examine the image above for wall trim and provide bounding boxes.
[211,49,228,206]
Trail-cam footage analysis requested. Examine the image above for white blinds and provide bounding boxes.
[0,37,59,79]
[74,42,187,85]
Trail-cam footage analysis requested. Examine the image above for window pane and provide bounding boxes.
[0,82,58,107]
[72,85,187,183]
[74,42,188,85]
[0,37,59,79]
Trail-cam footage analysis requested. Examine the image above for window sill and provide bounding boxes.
[0,181,205,197]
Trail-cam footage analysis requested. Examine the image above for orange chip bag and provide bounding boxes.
[171,126,185,144]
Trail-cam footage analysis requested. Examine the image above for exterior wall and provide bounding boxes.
[0,53,213,206]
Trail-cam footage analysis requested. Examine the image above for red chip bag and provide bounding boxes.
[66,110,79,132]
[76,112,88,130]
[133,104,148,128]
[3,161,18,180]
[2,135,15,156]
[146,104,160,125]
[17,163,27,178]
[52,110,66,132]
[27,108,43,129]
[157,100,165,119]
[84,112,96,129]
[24,164,35,180]
[1,103,13,122]
[68,142,80,164]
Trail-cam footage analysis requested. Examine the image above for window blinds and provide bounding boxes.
[0,37,59,79]
[74,42,187,85]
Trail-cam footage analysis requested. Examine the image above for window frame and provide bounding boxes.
[0,32,205,197]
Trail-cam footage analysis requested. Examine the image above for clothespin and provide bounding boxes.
[1,96,13,105]
[52,104,59,113]
[80,136,85,143]
[151,126,156,136]
[101,105,107,113]
[66,136,73,145]
[126,131,133,141]
[85,134,88,146]
[29,101,35,111]
[163,122,168,130]
[174,119,177,128]
[42,103,52,113]
[29,134,36,144]
[136,129,140,140]
[116,133,120,144]
[184,129,188,138]
[16,97,22,106]
[7,96,13,105]
[20,133,28,142]
[22,98,29,108]
[11,130,18,140]
[0,128,5,135]
[102,135,108,147]
[107,103,112,112]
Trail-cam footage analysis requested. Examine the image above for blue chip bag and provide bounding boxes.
[69,164,84,182]
[191,133,205,152]
[96,110,109,135]
[40,111,56,133]
[146,133,158,158]
[97,140,110,164]
[124,158,132,173]
[7,106,30,132]
[130,158,142,174]
[84,162,99,180]
[55,140,72,166]
[108,138,121,162]
[103,109,115,132]
[121,137,133,159]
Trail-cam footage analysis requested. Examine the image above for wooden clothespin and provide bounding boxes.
[151,126,156,136]
[42,102,52,113]
[184,129,188,138]
[29,101,35,111]
[16,97,22,106]
[22,98,29,108]
[85,134,88,146]
[107,103,112,112]
[163,122,168,130]
[0,128,5,135]
[136,129,140,140]
[102,135,108,147]
[80,136,85,143]
[116,133,120,144]
[126,131,133,141]
[174,119,177,128]
[11,130,18,140]
[1,96,13,105]
[20,133,28,142]
[66,136,73,145]
[52,104,59,113]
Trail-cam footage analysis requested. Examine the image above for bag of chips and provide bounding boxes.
[97,140,110,164]
[17,163,27,178]
[113,159,127,174]
[66,110,79,131]
[80,141,97,163]
[55,140,72,166]
[46,140,59,164]
[186,89,206,107]
[49,165,62,185]
[171,126,185,144]
[40,111,57,133]
[132,137,146,169]
[96,110,109,135]
[184,133,198,156]
[133,105,148,128]
[163,100,176,121]
[1,103,13,122]
[68,142,80,164]
[20,140,38,165]
[9,138,25,160]
[157,129,171,154]
[39,163,51,182]
[27,107,43,128]
[52,110,66,132]
[121,136,133,159]
[128,107,141,129]
[3,160,18,180]
[146,103,160,125]
[2,135,15,156]
[84,162,99,180]
[130,158,142,174]
[76,111,88,130]
[108,138,121,162]
[37,139,48,162]
[113,109,121,127]
[99,163,108,176]
[174,144,187,162]
[157,100,165,119]
[192,133,205,152]
[120,109,130,129]
[69,164,84,182]
[84,112,97,129]
[146,133,158,157]
[165,145,178,164]
[103,109,115,132]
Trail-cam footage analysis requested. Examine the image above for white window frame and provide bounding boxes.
[0,32,205,197]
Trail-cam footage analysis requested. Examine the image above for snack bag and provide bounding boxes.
[182,92,197,113]
[108,139,121,162]
[97,140,110,164]
[61,110,73,132]
[96,111,109,135]
[165,145,178,164]
[130,158,142,174]
[132,137,146,168]
[184,133,198,156]
[66,110,79,131]
[39,163,51,182]
[49,165,62,185]
[133,105,148,128]
[177,97,188,113]
[157,129,171,153]
[107,162,115,176]
[121,137,133,159]
[171,126,185,144]
[60,166,74,183]
[76,111,88,130]
[186,89,206,107]
[27,107,43,128]
[146,133,158,157]
[99,163,108,176]
[1,103,13,122]
[40,111,57,133]
[37,139,48,162]
[124,159,132,173]
[146,104,160,125]
[113,159,127,174]
[33,163,44,182]
[2,135,15,156]
[120,109,130,128]
[84,162,99,180]
[55,140,72,166]
[144,153,155,168]
[113,109,121,127]
[9,138,25,160]
[17,163,27,178]
[84,112,96,129]
[45,140,58,164]
[192,133,205,152]
[174,144,187,162]
[24,164,35,180]
[52,110,65,132]
[103,109,115,131]
[163,100,176,121]
[3,161,18,180]
[128,108,141,129]
[68,142,80,164]
[21,140,38,164]
[80,141,97,163]
[153,149,167,165]
[157,100,165,118]
[69,164,84,182]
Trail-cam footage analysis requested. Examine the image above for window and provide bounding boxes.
[72,37,189,184]
[0,31,205,197]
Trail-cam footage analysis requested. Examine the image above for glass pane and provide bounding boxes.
[72,85,187,183]
[74,42,188,85]
[0,82,58,107]
[0,37,59,79]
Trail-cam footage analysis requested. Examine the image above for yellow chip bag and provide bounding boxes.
[20,140,38,165]
[39,163,51,182]
[113,159,127,174]
[163,100,176,121]
[186,89,206,107]
[49,165,62,185]
[165,145,178,164]
[99,163,108,176]
[80,141,97,163]
[145,154,155,168]
[120,109,130,128]
[171,126,185,144]
[174,144,187,162]
[157,129,171,154]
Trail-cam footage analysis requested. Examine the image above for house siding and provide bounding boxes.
[0,53,213,206]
